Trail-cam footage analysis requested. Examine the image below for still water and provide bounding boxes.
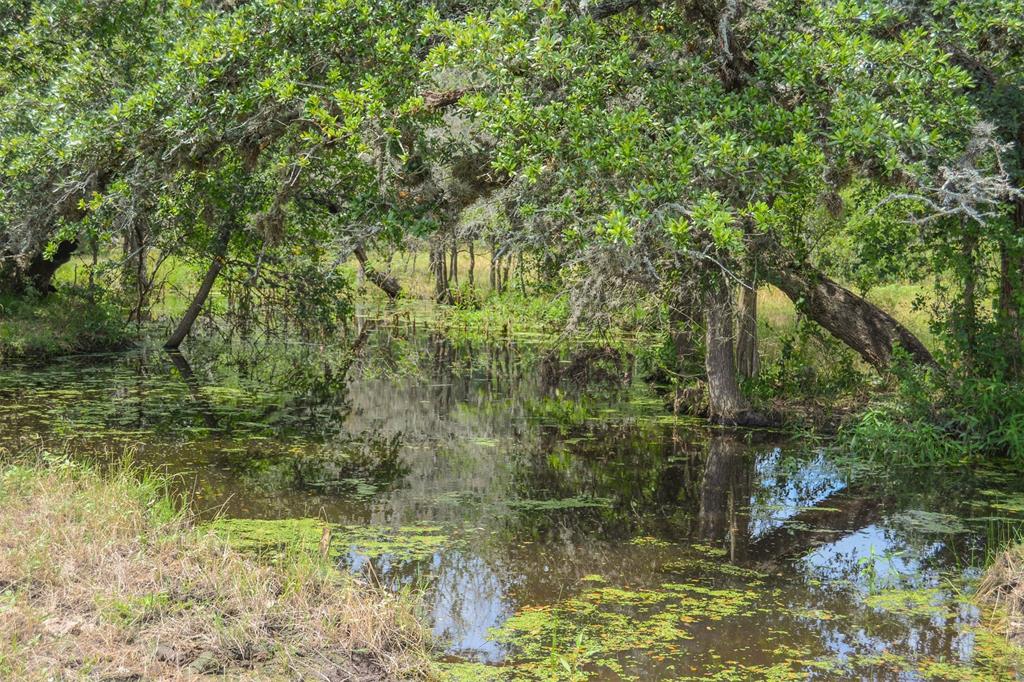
[2,319,1023,680]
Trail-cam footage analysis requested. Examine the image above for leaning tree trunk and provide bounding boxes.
[767,264,935,370]
[704,277,754,425]
[353,245,401,300]
[164,227,230,350]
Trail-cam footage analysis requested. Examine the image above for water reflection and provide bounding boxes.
[2,327,1024,678]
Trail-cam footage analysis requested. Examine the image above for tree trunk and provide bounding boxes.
[767,264,935,370]
[489,240,498,290]
[353,245,401,300]
[704,277,754,425]
[431,240,452,304]
[449,234,459,286]
[736,263,759,380]
[6,240,80,295]
[124,226,153,322]
[669,288,702,376]
[960,229,978,367]
[468,241,475,286]
[164,227,230,350]
[998,198,1024,379]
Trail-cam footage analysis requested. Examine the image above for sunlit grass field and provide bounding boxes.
[40,244,937,378]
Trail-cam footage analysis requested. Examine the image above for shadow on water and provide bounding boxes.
[3,322,1024,678]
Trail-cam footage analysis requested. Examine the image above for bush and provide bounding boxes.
[0,287,132,362]
[838,363,1024,465]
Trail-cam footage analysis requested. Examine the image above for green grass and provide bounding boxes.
[0,290,133,363]
[56,252,207,321]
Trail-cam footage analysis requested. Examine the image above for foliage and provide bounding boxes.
[424,0,983,320]
[0,286,131,361]
[840,366,1024,464]
[0,0,447,334]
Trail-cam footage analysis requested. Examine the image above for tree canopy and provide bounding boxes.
[2,0,1022,423]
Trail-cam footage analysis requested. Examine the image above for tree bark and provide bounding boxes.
[704,277,754,425]
[124,225,154,322]
[669,288,702,376]
[449,234,459,286]
[353,245,401,300]
[960,229,978,366]
[431,240,452,304]
[489,240,498,290]
[736,262,759,380]
[736,283,759,380]
[164,226,230,350]
[767,264,935,370]
[6,240,80,295]
[998,197,1024,378]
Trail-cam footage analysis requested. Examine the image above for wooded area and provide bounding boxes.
[3,1,1024,678]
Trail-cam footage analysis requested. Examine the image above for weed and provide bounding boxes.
[0,451,431,680]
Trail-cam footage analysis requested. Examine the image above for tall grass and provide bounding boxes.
[0,450,432,680]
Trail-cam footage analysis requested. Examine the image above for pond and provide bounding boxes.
[2,316,1024,680]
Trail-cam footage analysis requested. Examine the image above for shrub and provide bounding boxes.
[0,287,132,362]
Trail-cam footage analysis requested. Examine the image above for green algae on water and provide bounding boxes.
[487,581,764,679]
[207,517,327,556]
[207,518,452,564]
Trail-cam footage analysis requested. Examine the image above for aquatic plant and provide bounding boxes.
[208,517,453,566]
[487,581,764,679]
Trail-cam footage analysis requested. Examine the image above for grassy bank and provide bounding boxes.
[0,290,132,363]
[0,452,432,681]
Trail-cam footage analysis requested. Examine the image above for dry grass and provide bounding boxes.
[0,454,432,681]
[978,544,1024,646]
